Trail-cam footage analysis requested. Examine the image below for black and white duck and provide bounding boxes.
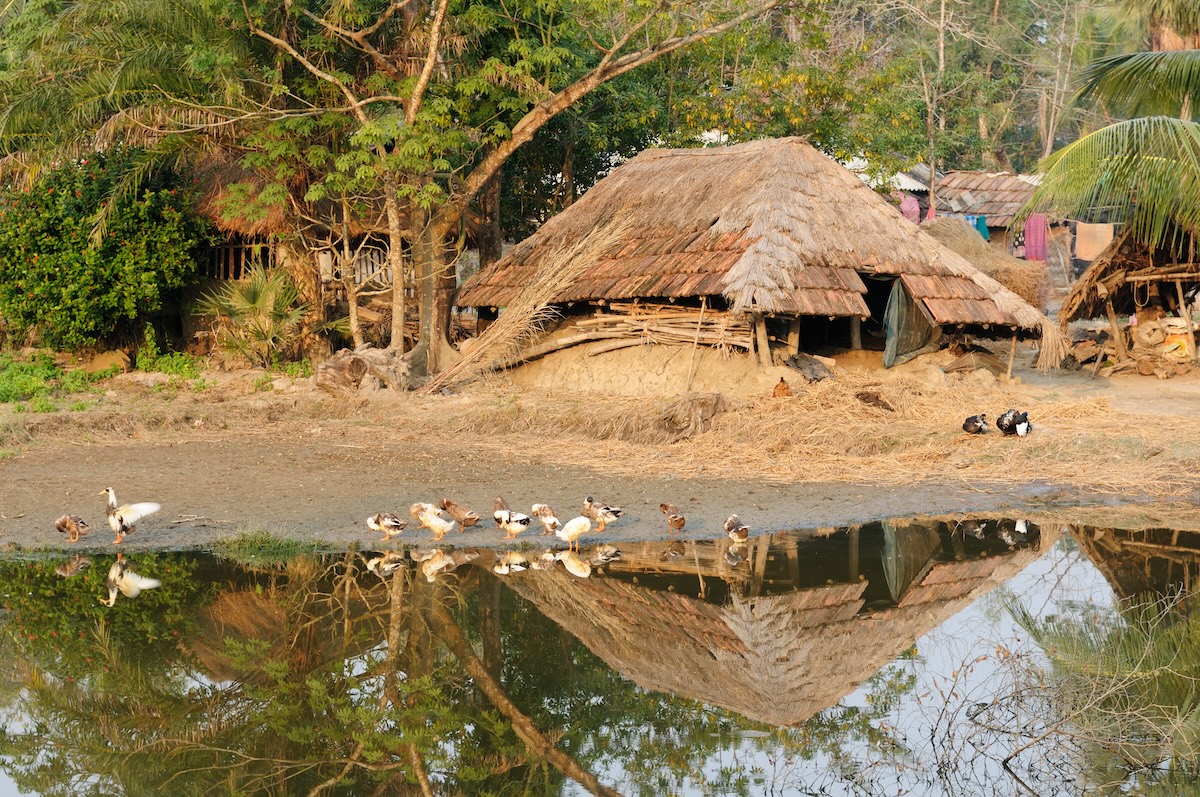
[962,414,989,434]
[100,488,161,545]
[996,408,1032,437]
[367,512,407,541]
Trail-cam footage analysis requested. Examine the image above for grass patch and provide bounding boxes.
[0,351,113,404]
[210,529,321,567]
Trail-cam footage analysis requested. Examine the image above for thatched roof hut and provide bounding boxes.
[457,138,1062,368]
[922,217,1050,309]
[503,523,1050,727]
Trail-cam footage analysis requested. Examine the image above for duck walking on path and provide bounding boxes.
[582,496,622,532]
[55,514,91,543]
[367,512,407,541]
[660,503,686,534]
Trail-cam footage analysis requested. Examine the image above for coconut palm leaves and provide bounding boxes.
[1026,46,1200,254]
[197,264,308,368]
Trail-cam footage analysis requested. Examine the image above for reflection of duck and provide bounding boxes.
[996,520,1030,548]
[582,496,622,531]
[589,544,621,566]
[661,540,685,561]
[493,550,529,575]
[660,503,686,534]
[556,516,592,552]
[529,550,558,570]
[364,551,406,578]
[55,514,91,543]
[100,554,161,606]
[962,414,988,434]
[101,487,161,545]
[367,513,407,540]
[723,547,745,567]
[55,555,93,578]
[724,514,750,544]
[531,504,560,535]
[439,498,479,529]
[996,408,1032,436]
[421,549,480,581]
[556,550,593,578]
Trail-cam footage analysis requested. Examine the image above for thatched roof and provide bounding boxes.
[1070,523,1200,600]
[922,217,1050,309]
[503,528,1050,727]
[934,171,1040,227]
[1057,228,1187,325]
[458,138,1052,335]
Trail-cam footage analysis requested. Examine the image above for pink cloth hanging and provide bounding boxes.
[925,203,936,221]
[1024,213,1048,261]
[899,193,920,224]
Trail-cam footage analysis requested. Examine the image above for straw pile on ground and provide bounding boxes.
[922,217,1051,310]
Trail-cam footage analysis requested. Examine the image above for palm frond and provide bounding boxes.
[1078,51,1200,120]
[1024,116,1200,252]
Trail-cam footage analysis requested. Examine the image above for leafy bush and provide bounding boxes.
[137,323,202,378]
[0,352,112,405]
[0,149,214,350]
[196,264,308,368]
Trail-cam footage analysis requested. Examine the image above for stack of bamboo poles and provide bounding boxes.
[562,303,754,357]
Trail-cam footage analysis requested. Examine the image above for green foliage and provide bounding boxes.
[277,359,312,379]
[0,352,110,404]
[196,264,308,368]
[136,323,201,378]
[0,149,213,351]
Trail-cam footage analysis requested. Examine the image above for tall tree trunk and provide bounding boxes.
[407,207,456,377]
[385,181,408,354]
[341,199,364,348]
[477,168,503,268]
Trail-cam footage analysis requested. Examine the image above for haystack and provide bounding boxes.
[457,137,1064,370]
[922,217,1050,309]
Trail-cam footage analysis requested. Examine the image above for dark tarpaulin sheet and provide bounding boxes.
[883,278,938,368]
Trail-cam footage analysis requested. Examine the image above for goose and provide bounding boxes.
[439,498,479,529]
[660,502,686,534]
[996,408,1032,436]
[100,555,161,606]
[556,550,593,578]
[100,488,161,544]
[582,496,622,531]
[962,414,989,434]
[54,514,92,543]
[531,504,560,535]
[495,509,532,540]
[366,512,407,541]
[724,514,750,544]
[364,551,407,578]
[556,516,592,552]
[55,555,93,578]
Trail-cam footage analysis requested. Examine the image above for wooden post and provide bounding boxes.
[1104,297,1129,361]
[1176,280,1197,364]
[684,297,707,393]
[1005,332,1018,380]
[787,318,801,356]
[753,313,771,367]
[847,527,860,580]
[850,316,863,350]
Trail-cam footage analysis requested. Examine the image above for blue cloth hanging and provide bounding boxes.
[975,215,990,240]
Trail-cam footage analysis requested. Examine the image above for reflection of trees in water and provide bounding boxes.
[0,551,927,796]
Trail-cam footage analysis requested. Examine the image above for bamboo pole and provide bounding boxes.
[753,313,771,367]
[787,318,801,355]
[685,297,707,393]
[1104,297,1129,361]
[850,316,862,350]
[1006,332,1018,380]
[1175,280,1197,364]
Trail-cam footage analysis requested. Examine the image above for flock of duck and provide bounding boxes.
[48,488,757,605]
[962,407,1032,436]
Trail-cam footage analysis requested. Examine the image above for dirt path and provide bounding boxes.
[2,361,1199,551]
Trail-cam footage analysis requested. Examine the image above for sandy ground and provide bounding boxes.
[3,350,1200,552]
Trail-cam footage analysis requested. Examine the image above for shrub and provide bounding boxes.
[137,323,202,378]
[196,264,307,368]
[0,352,112,404]
[0,149,214,350]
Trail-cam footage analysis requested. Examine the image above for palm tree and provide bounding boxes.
[1024,2,1200,254]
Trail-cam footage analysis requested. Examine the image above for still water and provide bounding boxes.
[0,518,1191,796]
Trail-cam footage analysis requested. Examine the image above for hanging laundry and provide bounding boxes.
[926,203,937,221]
[1074,222,1114,261]
[974,215,989,240]
[899,193,920,224]
[1024,213,1048,261]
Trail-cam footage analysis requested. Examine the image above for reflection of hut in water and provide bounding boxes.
[1071,524,1200,599]
[503,519,1051,727]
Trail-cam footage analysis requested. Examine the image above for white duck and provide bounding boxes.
[556,516,592,552]
[101,487,161,545]
[495,509,532,540]
[100,555,161,606]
